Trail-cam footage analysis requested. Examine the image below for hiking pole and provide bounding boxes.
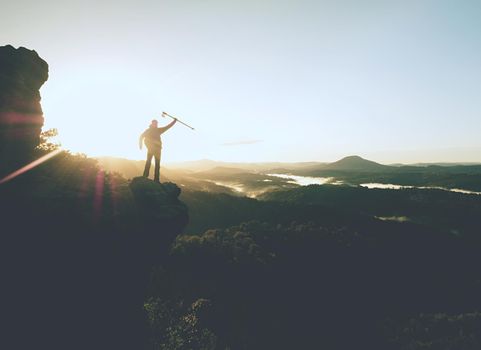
[162,111,195,130]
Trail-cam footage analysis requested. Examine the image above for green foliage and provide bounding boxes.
[171,221,361,266]
[37,128,60,152]
[147,219,481,349]
[385,312,481,350]
[259,184,481,239]
[144,298,217,350]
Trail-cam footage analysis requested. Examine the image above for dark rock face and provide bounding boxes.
[130,177,186,225]
[0,45,49,170]
[126,177,189,269]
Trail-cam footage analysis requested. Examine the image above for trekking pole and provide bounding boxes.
[162,111,195,130]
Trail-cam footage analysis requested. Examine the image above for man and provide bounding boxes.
[139,118,176,182]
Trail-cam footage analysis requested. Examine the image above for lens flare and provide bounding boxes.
[0,149,62,185]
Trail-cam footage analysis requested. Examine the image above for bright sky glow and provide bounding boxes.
[2,0,481,163]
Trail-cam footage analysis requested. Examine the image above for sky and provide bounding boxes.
[2,0,481,163]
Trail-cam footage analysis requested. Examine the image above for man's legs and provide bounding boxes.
[143,151,153,178]
[153,151,161,182]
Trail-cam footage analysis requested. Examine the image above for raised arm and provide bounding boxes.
[159,118,177,134]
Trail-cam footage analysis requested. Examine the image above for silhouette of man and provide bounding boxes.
[139,118,176,182]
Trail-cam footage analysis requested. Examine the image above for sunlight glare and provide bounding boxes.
[0,149,62,184]
[41,65,165,160]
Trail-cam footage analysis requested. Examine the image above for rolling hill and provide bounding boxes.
[323,155,393,172]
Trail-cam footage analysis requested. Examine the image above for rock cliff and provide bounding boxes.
[0,45,49,172]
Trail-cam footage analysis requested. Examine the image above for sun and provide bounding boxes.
[41,65,169,160]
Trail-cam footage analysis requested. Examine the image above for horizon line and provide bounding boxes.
[93,154,481,166]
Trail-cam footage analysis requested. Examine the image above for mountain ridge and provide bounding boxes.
[323,155,392,172]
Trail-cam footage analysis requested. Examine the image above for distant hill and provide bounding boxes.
[166,159,323,172]
[165,159,226,172]
[194,166,252,177]
[96,156,145,179]
[323,156,392,172]
[96,157,189,181]
[289,156,394,176]
[404,162,481,167]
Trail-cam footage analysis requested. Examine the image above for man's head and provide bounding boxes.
[150,119,158,128]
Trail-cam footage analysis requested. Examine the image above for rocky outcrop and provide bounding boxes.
[0,45,48,171]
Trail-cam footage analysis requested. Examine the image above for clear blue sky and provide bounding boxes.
[2,0,480,163]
